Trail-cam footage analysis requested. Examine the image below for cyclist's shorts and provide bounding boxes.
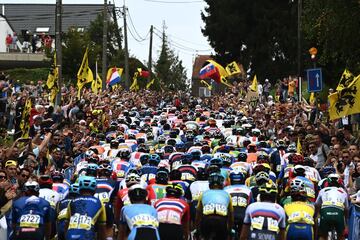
[105,203,114,226]
[15,227,43,240]
[129,227,159,240]
[200,215,228,240]
[319,207,345,235]
[286,223,314,240]
[159,223,183,240]
[190,201,198,222]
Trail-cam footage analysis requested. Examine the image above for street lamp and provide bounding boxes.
[309,47,317,68]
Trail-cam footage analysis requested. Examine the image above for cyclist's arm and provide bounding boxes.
[117,224,128,240]
[279,228,286,240]
[195,195,203,230]
[239,224,250,240]
[227,200,234,234]
[96,203,108,240]
[44,221,51,240]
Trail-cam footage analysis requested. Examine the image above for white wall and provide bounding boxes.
[0,16,14,52]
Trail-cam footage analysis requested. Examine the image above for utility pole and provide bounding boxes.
[112,0,122,49]
[297,0,302,78]
[123,1,130,90]
[147,25,153,82]
[102,0,107,90]
[55,0,62,106]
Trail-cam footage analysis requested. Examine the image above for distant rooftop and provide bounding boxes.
[1,3,114,36]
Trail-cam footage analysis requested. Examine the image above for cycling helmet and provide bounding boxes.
[169,169,182,181]
[190,149,202,160]
[287,143,297,153]
[128,184,148,202]
[69,183,80,195]
[197,168,208,180]
[158,135,166,144]
[290,178,307,196]
[51,171,64,182]
[166,183,184,198]
[78,176,97,191]
[319,166,336,178]
[208,173,224,187]
[86,163,99,177]
[166,138,177,147]
[24,180,40,192]
[257,152,269,163]
[253,163,271,175]
[327,173,344,187]
[128,133,136,140]
[207,165,221,175]
[110,139,119,149]
[181,154,193,165]
[118,149,131,160]
[255,171,270,184]
[125,173,141,187]
[276,139,287,149]
[201,145,211,154]
[259,182,278,195]
[140,154,150,166]
[209,158,223,168]
[137,143,148,152]
[149,154,161,166]
[155,169,169,184]
[293,165,306,177]
[288,153,304,165]
[238,152,248,162]
[38,175,53,187]
[303,157,315,167]
[98,163,112,175]
[229,169,246,185]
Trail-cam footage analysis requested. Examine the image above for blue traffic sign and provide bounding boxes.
[307,68,323,92]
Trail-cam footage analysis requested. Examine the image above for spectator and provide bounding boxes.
[263,79,271,102]
[22,31,31,53]
[11,32,18,52]
[5,34,12,53]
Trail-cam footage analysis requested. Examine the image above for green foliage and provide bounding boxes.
[201,0,298,81]
[154,31,187,90]
[5,68,48,84]
[302,0,360,87]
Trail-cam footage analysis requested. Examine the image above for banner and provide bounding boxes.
[200,80,212,91]
[250,75,258,92]
[106,67,123,87]
[130,72,139,91]
[46,52,58,90]
[92,73,102,94]
[20,98,32,138]
[146,79,155,89]
[77,47,93,97]
[225,61,241,76]
[329,75,360,120]
[297,137,302,154]
[337,69,355,91]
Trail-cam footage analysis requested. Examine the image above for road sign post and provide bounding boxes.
[306,68,323,92]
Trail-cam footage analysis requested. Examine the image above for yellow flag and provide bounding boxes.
[337,69,355,91]
[226,61,241,76]
[49,86,58,105]
[146,79,155,89]
[206,60,229,78]
[77,47,93,97]
[329,75,360,120]
[92,73,102,94]
[250,75,258,92]
[20,98,32,138]
[200,80,212,91]
[46,52,58,89]
[309,92,316,105]
[297,137,302,154]
[130,72,139,91]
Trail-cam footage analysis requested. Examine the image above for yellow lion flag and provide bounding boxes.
[92,73,102,94]
[46,52,58,90]
[226,61,241,76]
[20,98,32,138]
[77,47,93,97]
[250,75,258,92]
[337,69,355,91]
[329,75,360,120]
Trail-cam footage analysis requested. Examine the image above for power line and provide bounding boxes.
[126,8,150,41]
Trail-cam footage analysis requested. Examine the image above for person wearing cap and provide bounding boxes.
[263,79,271,102]
[240,182,286,240]
[5,160,18,184]
[118,184,160,240]
[12,179,52,240]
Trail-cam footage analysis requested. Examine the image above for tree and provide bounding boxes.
[154,29,188,90]
[201,0,298,81]
[302,0,360,85]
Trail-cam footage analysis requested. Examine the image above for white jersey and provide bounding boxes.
[189,180,209,201]
[316,187,348,210]
[39,188,61,208]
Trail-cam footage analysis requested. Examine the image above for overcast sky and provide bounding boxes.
[1,0,213,78]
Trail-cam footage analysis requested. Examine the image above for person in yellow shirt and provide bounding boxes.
[284,178,315,240]
[288,78,296,100]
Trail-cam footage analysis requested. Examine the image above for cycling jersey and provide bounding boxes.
[198,189,232,217]
[224,184,253,222]
[154,197,190,225]
[39,188,61,209]
[244,202,286,240]
[64,195,106,240]
[56,196,73,240]
[53,182,70,200]
[147,183,168,206]
[140,165,158,183]
[284,201,315,225]
[120,203,160,240]
[111,159,133,181]
[176,164,197,183]
[12,196,51,240]
[95,178,118,225]
[189,180,209,201]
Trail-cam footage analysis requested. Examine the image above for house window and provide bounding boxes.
[77,27,85,32]
[35,27,50,33]
[199,87,211,97]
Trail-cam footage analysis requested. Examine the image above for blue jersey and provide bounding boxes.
[140,165,158,183]
[120,203,160,240]
[199,189,232,217]
[56,197,73,238]
[12,196,51,237]
[65,195,106,240]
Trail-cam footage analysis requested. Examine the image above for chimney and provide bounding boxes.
[2,5,5,16]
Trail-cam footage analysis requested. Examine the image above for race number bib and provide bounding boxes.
[232,196,247,207]
[181,172,195,181]
[157,210,181,225]
[20,214,40,228]
[69,213,92,230]
[203,203,228,216]
[251,216,279,232]
[130,214,158,227]
[94,192,110,203]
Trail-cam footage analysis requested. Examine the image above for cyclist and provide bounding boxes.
[240,182,286,240]
[284,178,315,240]
[147,168,170,205]
[51,170,69,200]
[118,184,160,240]
[189,167,209,225]
[95,163,118,238]
[56,183,79,240]
[64,176,107,240]
[195,172,234,240]
[154,183,190,240]
[315,174,349,240]
[224,169,253,235]
[12,180,52,240]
